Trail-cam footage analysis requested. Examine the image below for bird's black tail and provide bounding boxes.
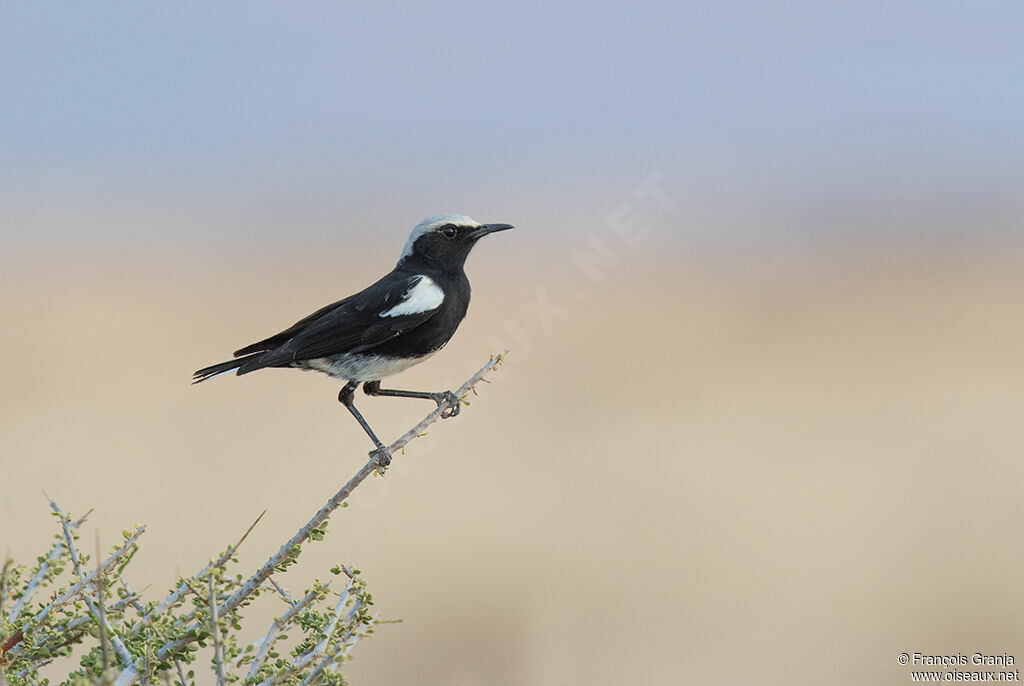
[192,352,263,384]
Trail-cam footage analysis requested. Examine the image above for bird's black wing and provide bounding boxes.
[233,298,354,357]
[234,272,439,373]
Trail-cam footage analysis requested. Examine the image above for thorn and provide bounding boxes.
[233,509,267,553]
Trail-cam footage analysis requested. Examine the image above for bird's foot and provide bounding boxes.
[432,390,461,418]
[370,446,392,469]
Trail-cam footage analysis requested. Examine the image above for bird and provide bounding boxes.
[193,213,513,463]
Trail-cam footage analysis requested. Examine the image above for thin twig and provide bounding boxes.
[298,647,339,686]
[259,591,353,686]
[384,351,509,458]
[181,578,208,604]
[300,589,351,669]
[340,608,377,654]
[6,509,90,623]
[114,352,506,686]
[0,554,11,618]
[268,578,294,605]
[50,500,134,671]
[118,579,149,616]
[4,525,145,662]
[126,510,265,639]
[301,611,378,686]
[174,660,190,686]
[243,582,332,680]
[13,657,55,681]
[208,574,225,686]
[8,591,141,671]
[96,535,111,676]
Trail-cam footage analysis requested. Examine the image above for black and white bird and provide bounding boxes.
[193,213,513,460]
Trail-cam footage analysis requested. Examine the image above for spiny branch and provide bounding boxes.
[50,500,134,670]
[3,525,145,663]
[207,575,225,686]
[125,509,266,641]
[6,509,90,623]
[243,581,331,680]
[111,352,507,686]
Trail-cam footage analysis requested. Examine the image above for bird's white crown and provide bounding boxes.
[399,213,482,259]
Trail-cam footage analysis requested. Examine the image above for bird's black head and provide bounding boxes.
[398,214,514,273]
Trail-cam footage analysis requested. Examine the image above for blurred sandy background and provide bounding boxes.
[3,3,1024,685]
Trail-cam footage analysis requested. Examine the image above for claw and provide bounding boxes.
[432,391,461,418]
[370,446,392,468]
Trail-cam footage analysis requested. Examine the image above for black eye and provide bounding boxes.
[440,224,458,238]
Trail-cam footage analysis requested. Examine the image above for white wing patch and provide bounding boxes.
[380,276,444,317]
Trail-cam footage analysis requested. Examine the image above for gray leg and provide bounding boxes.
[338,381,391,466]
[363,380,461,418]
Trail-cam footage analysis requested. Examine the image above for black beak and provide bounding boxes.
[472,223,514,239]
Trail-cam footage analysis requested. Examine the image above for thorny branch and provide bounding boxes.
[124,509,266,642]
[50,499,134,670]
[207,575,225,686]
[107,351,507,685]
[2,526,145,664]
[5,509,90,623]
[242,583,329,680]
[2,352,507,686]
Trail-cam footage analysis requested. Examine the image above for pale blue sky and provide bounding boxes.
[2,2,1022,253]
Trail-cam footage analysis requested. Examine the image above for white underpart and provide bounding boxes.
[399,213,482,259]
[380,275,444,317]
[302,351,439,381]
